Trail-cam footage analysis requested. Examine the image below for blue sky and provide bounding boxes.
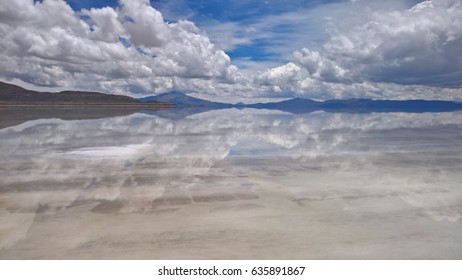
[65,0,344,66]
[63,0,428,68]
[0,0,461,101]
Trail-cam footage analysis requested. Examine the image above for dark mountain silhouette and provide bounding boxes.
[138,91,234,119]
[139,91,232,108]
[249,98,462,114]
[140,91,462,119]
[0,81,175,108]
[0,81,176,129]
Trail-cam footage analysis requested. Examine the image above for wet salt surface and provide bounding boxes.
[0,109,461,259]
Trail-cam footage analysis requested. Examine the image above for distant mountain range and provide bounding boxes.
[0,81,176,129]
[0,81,175,108]
[139,91,462,118]
[139,91,232,108]
[247,97,462,114]
[138,91,233,119]
[2,81,462,128]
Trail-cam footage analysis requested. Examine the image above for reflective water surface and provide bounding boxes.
[1,109,461,259]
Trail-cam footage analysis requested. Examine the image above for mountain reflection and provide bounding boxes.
[1,109,462,259]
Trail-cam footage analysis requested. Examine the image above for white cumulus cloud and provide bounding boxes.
[249,0,462,100]
[0,0,237,94]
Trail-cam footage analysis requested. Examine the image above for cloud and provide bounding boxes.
[83,6,125,43]
[248,0,462,100]
[195,21,253,52]
[119,0,169,48]
[254,62,307,93]
[0,0,237,94]
[0,0,461,101]
[297,0,462,87]
[293,48,347,81]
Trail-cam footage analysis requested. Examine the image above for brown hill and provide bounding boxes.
[0,81,176,108]
[0,81,177,129]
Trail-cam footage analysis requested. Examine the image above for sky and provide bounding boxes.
[0,0,461,101]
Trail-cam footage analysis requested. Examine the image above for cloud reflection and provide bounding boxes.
[1,110,461,257]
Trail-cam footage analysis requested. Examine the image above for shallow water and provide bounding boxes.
[1,109,461,259]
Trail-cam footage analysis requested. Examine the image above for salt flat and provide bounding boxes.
[1,110,461,259]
